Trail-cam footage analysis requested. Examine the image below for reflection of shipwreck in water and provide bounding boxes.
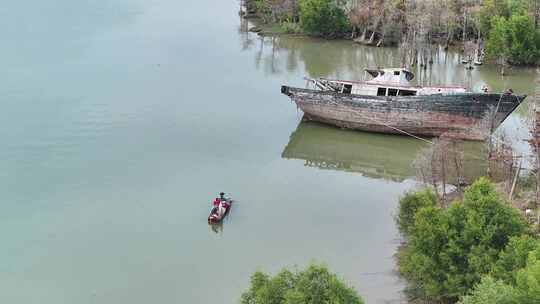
[282,121,487,182]
[282,121,421,181]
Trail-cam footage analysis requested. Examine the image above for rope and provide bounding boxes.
[490,93,504,134]
[356,101,531,163]
[296,85,530,162]
[361,114,434,144]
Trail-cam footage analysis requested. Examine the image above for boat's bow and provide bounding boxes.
[281,85,292,97]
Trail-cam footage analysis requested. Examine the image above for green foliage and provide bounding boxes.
[399,178,529,302]
[514,247,540,302]
[507,14,540,65]
[485,10,540,65]
[252,0,268,19]
[483,14,503,59]
[280,21,302,34]
[299,0,349,37]
[458,276,518,304]
[478,0,529,34]
[506,0,529,16]
[479,0,540,65]
[249,0,298,24]
[240,264,364,304]
[492,235,540,285]
[460,247,540,303]
[396,188,437,238]
[480,0,510,34]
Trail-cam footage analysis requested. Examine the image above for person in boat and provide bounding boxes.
[210,205,218,216]
[210,193,228,218]
[217,192,230,217]
[220,192,231,206]
[211,196,221,216]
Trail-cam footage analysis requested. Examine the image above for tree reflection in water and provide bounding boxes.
[238,17,538,111]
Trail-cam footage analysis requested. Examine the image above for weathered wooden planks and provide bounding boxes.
[281,86,525,141]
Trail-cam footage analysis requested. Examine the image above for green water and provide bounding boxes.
[1,1,536,303]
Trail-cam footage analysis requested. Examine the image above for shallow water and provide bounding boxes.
[1,1,536,303]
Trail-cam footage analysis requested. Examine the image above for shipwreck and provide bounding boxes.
[281,68,526,140]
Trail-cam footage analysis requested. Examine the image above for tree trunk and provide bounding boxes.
[368,31,375,44]
[452,141,463,192]
[431,153,441,203]
[441,151,447,207]
[361,28,367,41]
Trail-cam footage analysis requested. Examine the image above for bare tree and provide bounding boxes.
[486,132,519,192]
[413,138,465,207]
[348,0,372,39]
[398,0,440,68]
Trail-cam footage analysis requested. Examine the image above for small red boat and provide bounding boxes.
[208,197,233,224]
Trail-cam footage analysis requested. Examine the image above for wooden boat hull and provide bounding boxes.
[281,86,525,141]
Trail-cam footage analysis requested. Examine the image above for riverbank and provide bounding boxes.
[240,1,350,39]
[241,0,540,68]
[246,21,296,36]
[395,173,540,303]
[242,15,311,37]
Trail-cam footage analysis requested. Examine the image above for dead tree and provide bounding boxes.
[486,132,519,192]
[463,40,476,63]
[398,0,438,69]
[413,138,465,207]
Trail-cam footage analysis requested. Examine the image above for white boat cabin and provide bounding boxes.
[308,68,467,96]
